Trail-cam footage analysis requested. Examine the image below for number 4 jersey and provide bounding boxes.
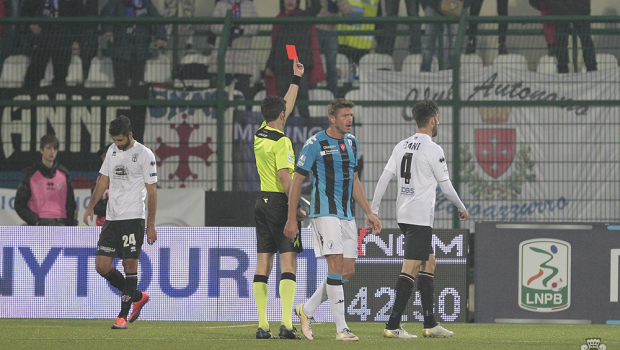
[375,133,461,227]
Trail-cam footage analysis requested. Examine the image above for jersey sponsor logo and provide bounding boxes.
[98,245,116,253]
[112,151,116,156]
[132,153,139,162]
[439,157,445,163]
[114,165,128,176]
[150,161,155,166]
[400,187,415,195]
[320,149,340,156]
[287,153,293,165]
[297,155,306,167]
[149,173,157,177]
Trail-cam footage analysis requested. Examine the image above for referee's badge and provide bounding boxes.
[288,153,293,165]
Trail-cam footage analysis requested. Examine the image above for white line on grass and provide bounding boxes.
[199,324,256,329]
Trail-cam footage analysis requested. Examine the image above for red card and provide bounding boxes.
[286,45,297,60]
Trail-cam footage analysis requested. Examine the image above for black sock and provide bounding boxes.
[102,267,125,291]
[102,267,142,301]
[119,273,138,318]
[386,273,415,330]
[418,271,436,328]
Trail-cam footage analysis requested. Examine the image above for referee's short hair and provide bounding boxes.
[261,96,286,122]
[328,98,355,117]
[109,115,132,137]
[411,99,438,128]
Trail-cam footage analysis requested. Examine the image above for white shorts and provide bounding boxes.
[311,216,358,259]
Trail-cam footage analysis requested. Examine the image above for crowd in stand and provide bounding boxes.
[0,0,612,102]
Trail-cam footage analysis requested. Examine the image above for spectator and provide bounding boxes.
[315,0,352,98]
[100,0,167,87]
[265,0,324,118]
[376,0,422,56]
[21,0,82,88]
[208,0,260,100]
[92,144,111,226]
[15,134,77,226]
[466,0,508,55]
[78,0,99,80]
[161,0,196,66]
[420,0,457,72]
[529,0,597,73]
[337,0,379,69]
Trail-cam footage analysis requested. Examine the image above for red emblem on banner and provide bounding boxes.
[155,114,214,187]
[475,129,515,178]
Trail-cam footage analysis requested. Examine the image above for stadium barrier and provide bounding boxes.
[0,14,618,232]
[0,226,468,322]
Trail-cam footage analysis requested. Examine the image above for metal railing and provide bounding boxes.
[0,12,618,230]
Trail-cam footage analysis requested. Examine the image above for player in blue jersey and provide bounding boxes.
[284,98,382,341]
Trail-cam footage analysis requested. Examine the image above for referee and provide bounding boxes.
[253,58,307,340]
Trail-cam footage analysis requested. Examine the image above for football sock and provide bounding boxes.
[119,272,138,318]
[418,271,437,328]
[253,275,269,330]
[386,273,415,330]
[102,267,125,291]
[326,274,348,334]
[279,272,296,329]
[304,277,328,317]
[102,267,142,301]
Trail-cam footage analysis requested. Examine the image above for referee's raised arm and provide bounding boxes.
[283,58,305,121]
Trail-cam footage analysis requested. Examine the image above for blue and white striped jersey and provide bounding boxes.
[295,130,360,220]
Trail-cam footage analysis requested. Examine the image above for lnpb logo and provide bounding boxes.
[519,239,571,312]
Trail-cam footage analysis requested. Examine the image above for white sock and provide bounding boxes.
[304,278,328,317]
[326,283,348,333]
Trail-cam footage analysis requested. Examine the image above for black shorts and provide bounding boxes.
[255,192,303,254]
[399,223,433,261]
[96,219,145,259]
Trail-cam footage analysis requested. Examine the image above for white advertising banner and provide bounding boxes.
[356,67,620,229]
[0,188,205,227]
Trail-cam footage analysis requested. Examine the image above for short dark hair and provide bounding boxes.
[411,99,439,128]
[261,96,286,122]
[328,98,355,117]
[40,134,59,150]
[109,115,132,137]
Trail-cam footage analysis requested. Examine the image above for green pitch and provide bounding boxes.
[1,319,618,350]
